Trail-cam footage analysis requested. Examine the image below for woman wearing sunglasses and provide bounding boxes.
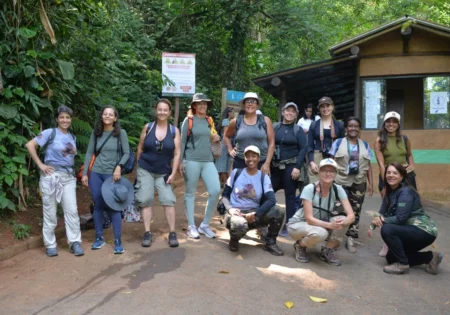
[136,99,181,248]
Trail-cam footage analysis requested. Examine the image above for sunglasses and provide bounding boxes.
[155,140,163,153]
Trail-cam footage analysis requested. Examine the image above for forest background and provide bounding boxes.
[0,0,449,217]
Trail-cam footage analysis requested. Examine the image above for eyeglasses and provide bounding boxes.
[155,140,163,153]
[244,99,258,104]
[319,170,337,175]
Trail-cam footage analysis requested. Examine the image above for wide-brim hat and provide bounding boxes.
[238,92,264,107]
[384,111,401,123]
[101,177,134,211]
[190,93,213,107]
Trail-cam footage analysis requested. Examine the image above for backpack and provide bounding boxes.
[235,113,267,136]
[146,122,176,139]
[273,122,301,138]
[39,128,75,164]
[186,115,213,150]
[117,131,135,174]
[217,168,266,215]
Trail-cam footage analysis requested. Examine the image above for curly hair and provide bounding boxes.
[94,106,121,137]
[377,119,403,152]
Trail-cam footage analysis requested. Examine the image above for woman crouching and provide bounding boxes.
[287,158,355,266]
[369,163,443,275]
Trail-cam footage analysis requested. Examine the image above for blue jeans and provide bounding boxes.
[89,171,122,240]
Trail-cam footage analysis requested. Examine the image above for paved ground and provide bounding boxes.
[0,182,449,315]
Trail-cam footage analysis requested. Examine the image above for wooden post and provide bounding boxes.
[221,88,227,112]
[354,60,361,118]
[174,97,180,128]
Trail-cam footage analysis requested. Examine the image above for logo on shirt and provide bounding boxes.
[236,184,257,199]
[62,142,77,156]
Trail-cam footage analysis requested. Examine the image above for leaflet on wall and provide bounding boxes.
[162,52,196,97]
[430,92,448,114]
[365,81,381,98]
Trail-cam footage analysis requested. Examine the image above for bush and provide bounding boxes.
[10,220,32,240]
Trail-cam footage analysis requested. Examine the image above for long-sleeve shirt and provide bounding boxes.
[307,118,345,162]
[83,129,130,175]
[379,184,437,236]
[274,123,307,169]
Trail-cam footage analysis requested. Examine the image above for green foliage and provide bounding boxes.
[10,220,32,240]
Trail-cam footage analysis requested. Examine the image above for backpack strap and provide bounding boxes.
[273,122,281,132]
[170,124,176,138]
[333,183,340,202]
[42,128,57,151]
[293,124,300,138]
[402,135,409,159]
[257,114,267,132]
[146,122,155,138]
[230,168,244,191]
[235,114,244,133]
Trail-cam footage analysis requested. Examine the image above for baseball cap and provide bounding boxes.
[244,145,261,156]
[318,96,334,108]
[319,158,338,171]
[383,111,401,123]
[282,102,299,113]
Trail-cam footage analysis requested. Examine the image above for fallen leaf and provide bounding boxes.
[218,270,229,274]
[106,240,113,244]
[285,301,294,309]
[445,301,449,305]
[356,295,361,299]
[309,296,327,303]
[431,244,437,248]
[122,291,132,294]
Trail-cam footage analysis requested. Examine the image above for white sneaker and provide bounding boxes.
[198,223,216,239]
[187,225,200,239]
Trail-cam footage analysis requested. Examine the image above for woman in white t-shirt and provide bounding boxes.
[297,103,320,134]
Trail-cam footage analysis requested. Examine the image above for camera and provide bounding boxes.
[348,166,359,175]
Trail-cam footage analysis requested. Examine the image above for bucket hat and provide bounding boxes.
[190,93,213,107]
[101,177,134,211]
[238,92,264,107]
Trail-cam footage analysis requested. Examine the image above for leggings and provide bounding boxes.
[184,160,221,226]
[89,171,122,240]
[270,164,298,223]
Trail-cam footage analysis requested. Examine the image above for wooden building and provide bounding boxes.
[253,16,450,199]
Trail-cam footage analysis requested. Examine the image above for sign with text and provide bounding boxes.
[430,92,448,114]
[226,90,246,104]
[162,52,195,97]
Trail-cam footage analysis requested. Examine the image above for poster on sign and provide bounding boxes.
[162,52,195,97]
[430,92,448,114]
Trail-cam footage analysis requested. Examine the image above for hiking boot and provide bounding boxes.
[425,252,444,275]
[141,231,152,247]
[91,236,106,250]
[346,237,357,253]
[198,223,216,239]
[70,242,84,256]
[278,226,289,237]
[46,248,58,257]
[379,243,389,257]
[114,239,124,255]
[293,242,310,263]
[383,263,409,275]
[187,225,200,239]
[256,227,268,240]
[168,232,179,248]
[263,243,284,256]
[320,247,341,266]
[229,238,239,252]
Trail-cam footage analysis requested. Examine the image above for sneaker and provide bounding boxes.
[114,239,124,254]
[198,223,216,239]
[229,238,239,252]
[46,247,58,257]
[346,237,357,253]
[187,225,200,239]
[293,242,310,263]
[425,252,444,275]
[70,242,85,256]
[379,243,389,257]
[168,232,179,248]
[141,231,152,247]
[383,263,409,275]
[278,226,289,237]
[320,247,341,266]
[263,243,284,256]
[91,236,106,250]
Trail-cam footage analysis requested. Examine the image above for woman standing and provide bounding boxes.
[369,163,442,275]
[136,99,181,248]
[374,111,416,194]
[223,92,275,174]
[307,96,345,183]
[329,117,373,253]
[270,102,307,237]
[26,106,84,257]
[215,107,234,187]
[179,93,221,239]
[297,103,320,133]
[81,106,130,254]
[287,159,355,266]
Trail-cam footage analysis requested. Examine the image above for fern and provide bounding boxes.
[71,118,93,136]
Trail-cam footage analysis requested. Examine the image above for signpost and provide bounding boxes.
[221,88,246,114]
[162,52,196,126]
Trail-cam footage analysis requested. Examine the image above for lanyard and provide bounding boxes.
[346,137,360,156]
[316,183,332,221]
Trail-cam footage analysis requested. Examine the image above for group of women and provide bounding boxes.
[26,92,443,276]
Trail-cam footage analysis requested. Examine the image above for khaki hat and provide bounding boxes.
[383,111,401,123]
[191,93,213,107]
[244,145,261,156]
[238,92,264,107]
[282,102,299,113]
[318,96,334,108]
[319,158,338,171]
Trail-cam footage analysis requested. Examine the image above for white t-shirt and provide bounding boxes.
[297,116,321,132]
